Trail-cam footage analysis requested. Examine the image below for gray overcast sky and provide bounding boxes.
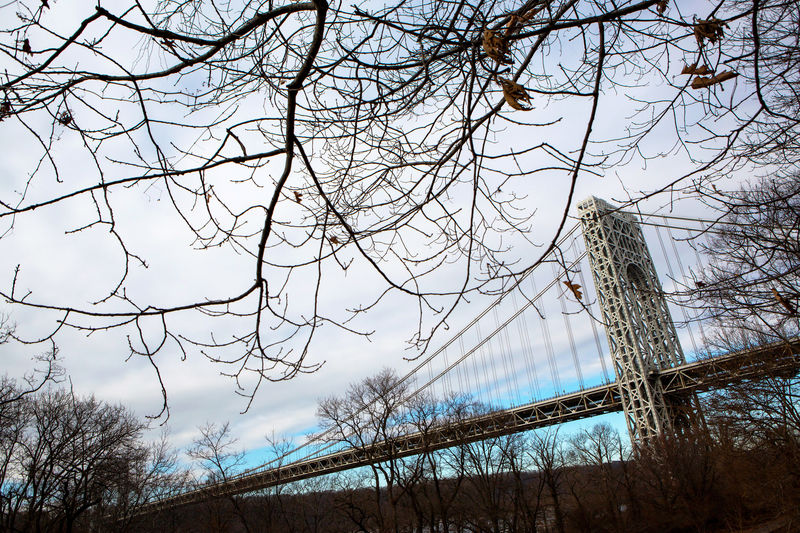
[0,0,760,464]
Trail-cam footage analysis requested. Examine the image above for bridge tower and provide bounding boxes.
[577,196,698,443]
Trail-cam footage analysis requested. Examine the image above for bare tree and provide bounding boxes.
[248,434,297,532]
[279,476,340,533]
[686,173,800,531]
[0,388,156,533]
[723,0,800,176]
[689,174,799,457]
[633,434,721,532]
[692,175,799,344]
[1,0,798,414]
[528,428,566,533]
[458,428,518,532]
[501,435,545,533]
[113,433,187,533]
[187,421,252,533]
[317,369,412,532]
[406,393,474,533]
[566,423,628,532]
[705,367,800,458]
[0,379,31,532]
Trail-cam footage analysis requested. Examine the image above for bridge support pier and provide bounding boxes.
[577,197,701,443]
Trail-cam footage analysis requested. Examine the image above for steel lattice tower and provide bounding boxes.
[577,196,698,443]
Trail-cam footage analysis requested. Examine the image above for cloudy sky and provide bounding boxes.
[0,0,757,467]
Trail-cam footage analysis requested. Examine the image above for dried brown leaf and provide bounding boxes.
[506,14,522,35]
[482,29,511,64]
[563,281,583,301]
[691,76,713,89]
[713,70,738,83]
[681,63,713,76]
[772,288,796,315]
[504,5,546,37]
[498,77,531,110]
[694,18,727,46]
[691,70,738,89]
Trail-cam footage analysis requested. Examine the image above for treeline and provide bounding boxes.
[2,362,798,533]
[139,428,799,533]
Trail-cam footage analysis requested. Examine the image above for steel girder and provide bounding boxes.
[658,339,800,393]
[141,384,622,512]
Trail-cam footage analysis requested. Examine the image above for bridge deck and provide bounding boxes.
[145,340,800,511]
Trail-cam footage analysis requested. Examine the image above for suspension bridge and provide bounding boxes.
[143,197,800,511]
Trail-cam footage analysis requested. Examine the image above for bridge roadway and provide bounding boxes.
[146,340,800,511]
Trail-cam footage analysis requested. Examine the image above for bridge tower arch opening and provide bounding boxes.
[577,196,701,443]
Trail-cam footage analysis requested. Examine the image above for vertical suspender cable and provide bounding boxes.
[532,276,561,395]
[541,308,561,396]
[503,316,521,405]
[468,334,484,403]
[689,222,710,347]
[513,289,541,400]
[664,217,700,355]
[577,263,610,383]
[430,346,443,398]
[554,262,585,389]
[476,322,499,407]
[655,220,699,355]
[494,306,521,406]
